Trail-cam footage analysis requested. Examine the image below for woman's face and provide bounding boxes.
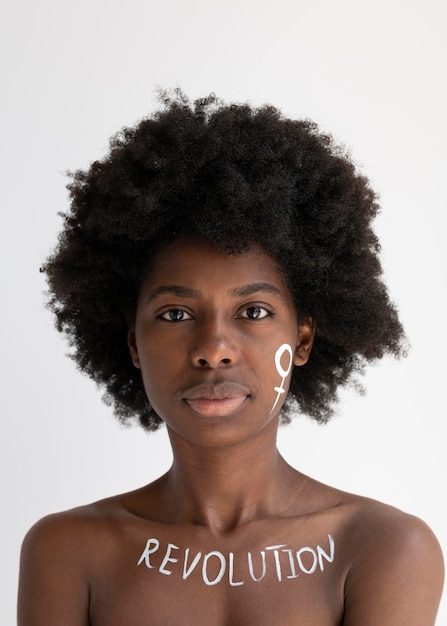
[128,236,314,448]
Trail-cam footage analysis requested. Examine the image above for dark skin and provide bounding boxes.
[18,237,444,625]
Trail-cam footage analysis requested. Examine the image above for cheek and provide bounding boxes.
[136,345,175,404]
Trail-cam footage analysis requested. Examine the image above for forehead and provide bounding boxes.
[142,236,289,294]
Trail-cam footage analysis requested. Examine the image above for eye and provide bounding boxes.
[158,309,193,322]
[239,306,271,320]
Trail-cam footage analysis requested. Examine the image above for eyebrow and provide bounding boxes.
[227,282,283,298]
[144,282,283,304]
[145,285,202,303]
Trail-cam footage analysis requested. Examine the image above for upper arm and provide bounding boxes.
[342,513,444,626]
[18,514,91,626]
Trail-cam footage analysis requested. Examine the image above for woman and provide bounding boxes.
[18,92,444,624]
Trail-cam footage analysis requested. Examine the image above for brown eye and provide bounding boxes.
[159,309,192,322]
[240,306,270,320]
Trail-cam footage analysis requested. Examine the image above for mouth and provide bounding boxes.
[182,382,250,418]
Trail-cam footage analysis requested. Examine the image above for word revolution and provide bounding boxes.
[137,534,335,586]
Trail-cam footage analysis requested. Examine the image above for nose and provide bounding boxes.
[190,317,239,368]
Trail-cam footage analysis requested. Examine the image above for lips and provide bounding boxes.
[182,382,250,417]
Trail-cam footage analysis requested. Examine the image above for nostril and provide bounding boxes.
[196,356,232,367]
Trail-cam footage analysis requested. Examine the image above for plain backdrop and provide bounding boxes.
[1,0,446,623]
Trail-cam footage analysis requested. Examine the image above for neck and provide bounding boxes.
[159,419,300,532]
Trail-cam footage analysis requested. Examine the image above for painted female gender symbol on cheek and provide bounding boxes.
[270,343,294,414]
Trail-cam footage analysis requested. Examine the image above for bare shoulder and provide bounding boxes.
[18,491,140,626]
[20,486,148,566]
[343,494,444,570]
[340,494,444,625]
[21,494,125,557]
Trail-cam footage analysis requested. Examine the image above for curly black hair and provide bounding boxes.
[43,90,406,431]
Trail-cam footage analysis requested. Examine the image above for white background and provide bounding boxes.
[1,0,446,623]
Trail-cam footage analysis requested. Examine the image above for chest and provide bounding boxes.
[89,531,345,625]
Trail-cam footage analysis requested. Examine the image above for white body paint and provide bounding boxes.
[270,343,294,414]
[202,551,226,585]
[137,534,335,586]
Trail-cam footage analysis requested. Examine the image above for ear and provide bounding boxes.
[127,328,141,369]
[293,318,315,367]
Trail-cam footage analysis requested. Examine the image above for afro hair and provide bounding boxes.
[43,90,406,430]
